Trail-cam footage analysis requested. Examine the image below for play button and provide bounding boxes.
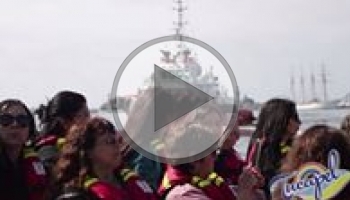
[154,64,214,131]
[110,35,239,164]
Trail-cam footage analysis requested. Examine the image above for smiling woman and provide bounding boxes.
[0,99,48,200]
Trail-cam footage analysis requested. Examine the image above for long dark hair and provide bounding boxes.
[282,125,350,172]
[341,114,350,137]
[248,98,300,185]
[0,99,36,140]
[36,91,87,137]
[53,117,116,194]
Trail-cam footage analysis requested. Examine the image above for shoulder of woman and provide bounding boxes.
[166,183,211,200]
[87,180,126,200]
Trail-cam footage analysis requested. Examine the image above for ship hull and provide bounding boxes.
[296,102,335,111]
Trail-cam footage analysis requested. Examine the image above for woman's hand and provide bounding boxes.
[236,166,266,200]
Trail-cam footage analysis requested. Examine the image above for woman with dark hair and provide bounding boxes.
[246,98,301,198]
[272,125,350,200]
[0,99,48,200]
[52,117,158,200]
[35,90,90,168]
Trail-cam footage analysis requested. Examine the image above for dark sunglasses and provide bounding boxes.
[0,114,30,127]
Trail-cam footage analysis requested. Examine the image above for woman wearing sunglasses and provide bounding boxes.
[0,99,48,200]
[52,117,158,200]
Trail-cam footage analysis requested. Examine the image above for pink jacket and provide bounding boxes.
[166,183,211,200]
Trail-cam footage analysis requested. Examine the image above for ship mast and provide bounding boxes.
[321,63,328,102]
[290,72,296,102]
[174,0,187,47]
[310,70,317,101]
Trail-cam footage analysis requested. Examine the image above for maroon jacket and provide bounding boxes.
[215,148,247,185]
[84,168,159,200]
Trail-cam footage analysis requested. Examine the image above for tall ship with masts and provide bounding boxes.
[290,64,335,110]
[100,0,235,113]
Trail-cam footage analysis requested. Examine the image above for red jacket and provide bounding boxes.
[215,148,247,185]
[119,168,158,200]
[84,177,128,200]
[84,168,159,200]
[158,166,236,200]
[22,148,49,200]
[0,147,48,200]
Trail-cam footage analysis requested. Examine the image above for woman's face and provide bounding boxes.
[286,113,301,139]
[64,104,90,134]
[89,132,121,170]
[73,103,90,125]
[0,105,30,147]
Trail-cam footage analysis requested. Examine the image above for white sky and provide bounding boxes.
[0,0,349,108]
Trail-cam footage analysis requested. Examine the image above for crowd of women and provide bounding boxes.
[1,90,350,200]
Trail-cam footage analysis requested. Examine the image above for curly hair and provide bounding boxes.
[272,125,350,200]
[53,117,116,194]
[281,125,350,172]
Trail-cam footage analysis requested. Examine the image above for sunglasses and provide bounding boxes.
[0,114,30,127]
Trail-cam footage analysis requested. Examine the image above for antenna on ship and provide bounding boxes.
[173,0,187,47]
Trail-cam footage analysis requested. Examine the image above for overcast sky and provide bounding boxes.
[0,0,349,108]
